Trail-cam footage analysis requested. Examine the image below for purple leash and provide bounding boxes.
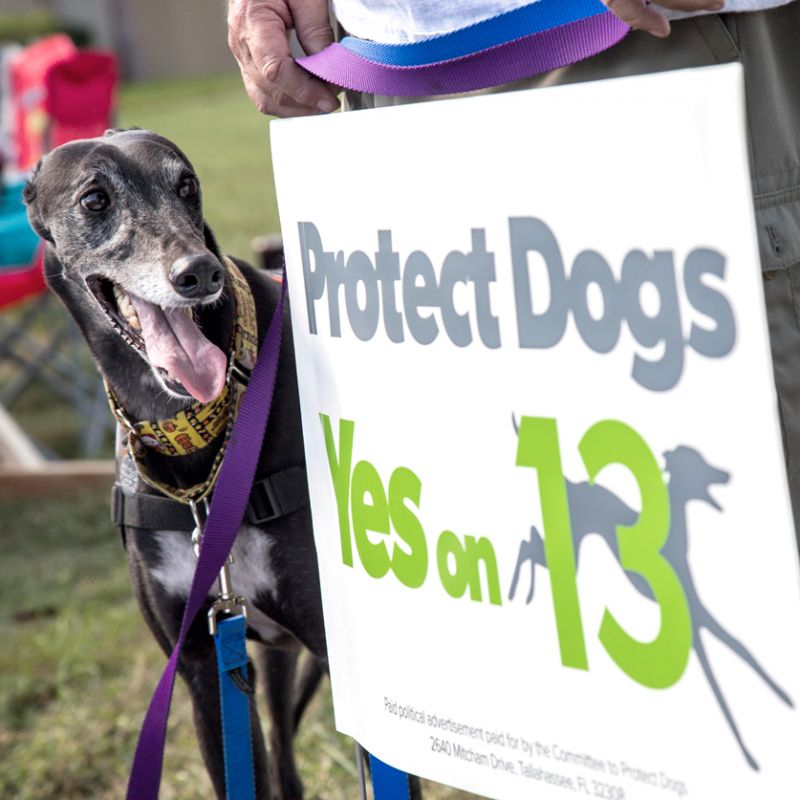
[125,275,286,800]
[299,10,629,97]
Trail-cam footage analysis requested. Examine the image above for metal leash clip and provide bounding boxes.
[189,497,209,557]
[189,498,248,636]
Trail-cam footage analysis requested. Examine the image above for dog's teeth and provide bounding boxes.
[111,284,142,332]
[114,287,131,315]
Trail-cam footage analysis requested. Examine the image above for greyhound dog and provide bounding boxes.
[23,128,326,799]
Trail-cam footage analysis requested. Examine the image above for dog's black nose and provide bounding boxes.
[170,255,224,299]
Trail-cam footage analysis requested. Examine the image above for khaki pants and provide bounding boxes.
[347,3,800,535]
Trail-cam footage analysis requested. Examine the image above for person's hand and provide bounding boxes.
[227,0,340,117]
[606,0,725,37]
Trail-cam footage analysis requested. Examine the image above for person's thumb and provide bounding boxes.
[290,0,335,55]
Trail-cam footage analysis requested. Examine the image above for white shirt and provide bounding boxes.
[332,0,795,43]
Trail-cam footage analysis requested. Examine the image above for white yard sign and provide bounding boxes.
[271,64,800,800]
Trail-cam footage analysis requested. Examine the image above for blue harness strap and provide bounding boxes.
[214,614,256,800]
[369,753,412,800]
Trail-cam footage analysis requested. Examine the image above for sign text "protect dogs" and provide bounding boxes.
[298,218,736,391]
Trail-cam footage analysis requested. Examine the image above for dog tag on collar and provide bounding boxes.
[118,454,141,497]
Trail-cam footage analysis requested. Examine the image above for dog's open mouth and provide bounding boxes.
[87,276,227,403]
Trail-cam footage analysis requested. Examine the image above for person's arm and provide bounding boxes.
[227,0,340,117]
[228,0,728,118]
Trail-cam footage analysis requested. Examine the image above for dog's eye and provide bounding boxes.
[80,190,110,212]
[178,176,199,200]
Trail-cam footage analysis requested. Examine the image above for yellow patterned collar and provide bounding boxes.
[106,257,258,502]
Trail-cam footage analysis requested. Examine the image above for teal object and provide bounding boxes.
[0,180,25,211]
[0,182,40,268]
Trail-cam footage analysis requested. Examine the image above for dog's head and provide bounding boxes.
[24,128,230,404]
[663,445,730,511]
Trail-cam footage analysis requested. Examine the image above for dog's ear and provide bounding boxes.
[23,159,54,244]
[22,158,43,204]
[103,126,142,137]
[203,222,222,258]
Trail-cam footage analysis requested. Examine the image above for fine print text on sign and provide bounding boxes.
[271,64,800,800]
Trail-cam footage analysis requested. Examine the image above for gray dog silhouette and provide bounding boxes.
[510,441,793,770]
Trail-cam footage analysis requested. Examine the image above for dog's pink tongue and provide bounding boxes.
[129,294,227,403]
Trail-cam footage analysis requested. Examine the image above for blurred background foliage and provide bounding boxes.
[0,10,92,47]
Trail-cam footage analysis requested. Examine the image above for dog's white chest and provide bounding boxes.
[150,525,285,643]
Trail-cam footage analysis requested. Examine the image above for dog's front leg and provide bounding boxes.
[126,532,271,799]
[255,645,304,800]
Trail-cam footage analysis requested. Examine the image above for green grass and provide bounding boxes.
[0,491,479,799]
[0,488,358,799]
[0,73,480,799]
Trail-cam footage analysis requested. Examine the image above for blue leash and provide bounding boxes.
[215,634,411,800]
[214,615,256,800]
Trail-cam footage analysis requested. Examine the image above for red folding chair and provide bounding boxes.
[6,34,76,177]
[46,51,118,150]
[0,37,119,458]
[0,247,45,310]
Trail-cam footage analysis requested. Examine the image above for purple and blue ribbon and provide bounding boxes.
[299,0,629,97]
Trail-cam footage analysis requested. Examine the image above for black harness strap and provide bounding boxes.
[112,466,309,533]
[112,489,194,530]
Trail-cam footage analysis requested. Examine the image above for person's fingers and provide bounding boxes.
[289,0,335,55]
[242,72,332,118]
[228,0,338,117]
[259,56,339,112]
[607,0,726,38]
[606,0,671,36]
[246,7,336,108]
